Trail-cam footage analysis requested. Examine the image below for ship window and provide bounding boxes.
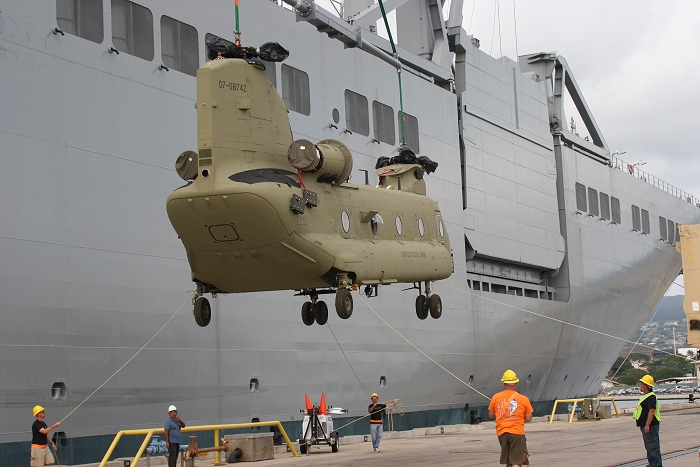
[472,281,480,290]
[508,287,523,296]
[641,209,650,235]
[575,183,587,212]
[600,192,610,220]
[675,224,681,243]
[250,378,259,393]
[344,90,369,136]
[380,376,387,388]
[631,205,641,231]
[491,284,506,294]
[399,112,420,153]
[482,283,490,292]
[56,0,104,43]
[52,432,68,448]
[668,219,675,242]
[372,101,395,145]
[611,197,621,224]
[282,64,310,115]
[659,216,668,240]
[525,289,538,298]
[160,16,199,76]
[588,188,599,216]
[111,0,153,60]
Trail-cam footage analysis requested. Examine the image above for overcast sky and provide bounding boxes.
[459,0,700,295]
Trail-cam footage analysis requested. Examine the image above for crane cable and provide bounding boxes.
[377,0,406,147]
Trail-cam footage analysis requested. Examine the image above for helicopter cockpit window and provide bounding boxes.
[418,218,425,237]
[161,16,199,76]
[281,64,310,115]
[399,112,420,153]
[344,90,369,136]
[112,0,154,61]
[57,0,104,44]
[395,216,403,236]
[438,219,444,238]
[372,101,395,145]
[341,210,350,233]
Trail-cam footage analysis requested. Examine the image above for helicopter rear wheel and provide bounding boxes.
[415,295,428,320]
[301,302,315,326]
[194,296,212,327]
[429,294,442,319]
[314,301,329,325]
[335,289,353,319]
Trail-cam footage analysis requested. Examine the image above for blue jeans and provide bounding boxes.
[640,424,662,467]
[370,423,383,450]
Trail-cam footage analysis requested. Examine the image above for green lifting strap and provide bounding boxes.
[377,0,406,147]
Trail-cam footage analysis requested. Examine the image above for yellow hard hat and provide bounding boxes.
[370,393,379,398]
[501,370,519,384]
[33,405,45,417]
[639,375,654,387]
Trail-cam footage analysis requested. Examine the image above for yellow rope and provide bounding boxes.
[355,291,492,401]
[440,283,683,359]
[326,320,370,399]
[58,292,194,423]
[332,400,400,433]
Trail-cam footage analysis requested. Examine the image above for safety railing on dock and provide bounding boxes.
[610,156,700,207]
[98,421,298,467]
[549,398,620,424]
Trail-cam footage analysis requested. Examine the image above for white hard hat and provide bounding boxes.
[168,405,177,412]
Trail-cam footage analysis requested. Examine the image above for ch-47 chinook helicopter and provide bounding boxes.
[166,41,452,327]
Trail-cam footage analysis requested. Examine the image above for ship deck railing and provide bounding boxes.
[610,156,700,207]
[549,398,620,424]
[98,421,298,467]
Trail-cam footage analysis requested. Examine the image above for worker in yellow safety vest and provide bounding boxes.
[633,375,662,467]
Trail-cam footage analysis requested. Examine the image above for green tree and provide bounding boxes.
[650,366,685,381]
[608,357,633,377]
[647,355,693,373]
[616,368,647,385]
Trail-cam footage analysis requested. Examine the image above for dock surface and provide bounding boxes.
[94,403,700,467]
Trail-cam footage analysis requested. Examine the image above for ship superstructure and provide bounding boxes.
[1,0,699,465]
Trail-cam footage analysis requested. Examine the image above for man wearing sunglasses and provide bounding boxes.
[31,405,60,467]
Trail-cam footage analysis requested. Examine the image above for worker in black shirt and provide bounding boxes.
[368,393,395,452]
[31,405,60,467]
[633,375,661,467]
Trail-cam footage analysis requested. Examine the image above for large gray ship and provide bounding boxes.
[1,0,699,465]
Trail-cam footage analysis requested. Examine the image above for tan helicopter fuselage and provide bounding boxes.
[166,58,451,294]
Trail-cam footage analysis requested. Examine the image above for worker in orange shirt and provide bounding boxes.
[488,370,534,467]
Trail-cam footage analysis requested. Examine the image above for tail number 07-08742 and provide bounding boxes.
[218,81,247,92]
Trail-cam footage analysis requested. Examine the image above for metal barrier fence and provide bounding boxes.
[549,397,620,424]
[98,421,298,467]
[610,156,700,207]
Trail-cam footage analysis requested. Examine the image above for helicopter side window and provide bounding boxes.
[161,16,199,76]
[57,0,104,43]
[372,101,395,145]
[341,210,350,233]
[399,112,420,153]
[418,218,425,237]
[344,90,369,136]
[395,216,403,236]
[282,65,310,115]
[112,0,154,61]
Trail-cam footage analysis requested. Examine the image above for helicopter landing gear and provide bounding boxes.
[412,281,441,320]
[301,290,329,325]
[335,288,353,319]
[193,296,212,327]
[301,301,315,326]
[415,295,428,320]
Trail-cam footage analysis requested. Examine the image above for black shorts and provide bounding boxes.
[498,432,529,465]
